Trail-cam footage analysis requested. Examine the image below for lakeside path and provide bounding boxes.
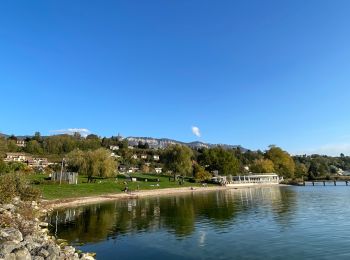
[43,183,287,209]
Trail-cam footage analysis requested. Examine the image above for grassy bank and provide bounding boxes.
[28,173,212,200]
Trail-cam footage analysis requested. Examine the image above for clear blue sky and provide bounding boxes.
[1,0,350,155]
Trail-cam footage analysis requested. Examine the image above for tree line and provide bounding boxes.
[1,132,350,181]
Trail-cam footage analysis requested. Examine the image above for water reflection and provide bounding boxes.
[48,187,296,244]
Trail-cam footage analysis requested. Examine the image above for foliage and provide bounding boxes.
[0,172,41,203]
[162,145,193,177]
[0,161,28,174]
[265,146,295,178]
[67,148,117,181]
[250,159,275,173]
[193,163,211,182]
[199,147,240,176]
[294,162,308,178]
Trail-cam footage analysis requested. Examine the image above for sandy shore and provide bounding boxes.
[43,183,285,209]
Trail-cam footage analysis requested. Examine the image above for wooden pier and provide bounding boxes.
[303,180,349,186]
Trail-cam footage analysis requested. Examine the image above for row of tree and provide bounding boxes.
[162,145,295,180]
[2,133,350,180]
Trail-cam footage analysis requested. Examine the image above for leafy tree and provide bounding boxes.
[250,159,275,173]
[86,134,99,140]
[25,140,43,154]
[0,137,7,157]
[67,148,117,182]
[307,160,318,180]
[162,145,193,179]
[294,162,308,178]
[193,163,211,182]
[265,147,295,178]
[199,147,240,176]
[33,131,42,142]
[7,140,18,152]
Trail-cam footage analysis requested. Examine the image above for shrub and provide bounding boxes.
[0,173,41,203]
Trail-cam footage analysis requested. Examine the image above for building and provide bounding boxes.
[4,153,27,162]
[140,154,147,159]
[131,154,138,159]
[155,167,162,174]
[230,174,282,185]
[153,155,160,161]
[109,145,119,151]
[118,165,127,173]
[128,167,139,173]
[27,157,49,168]
[16,140,26,147]
[111,153,121,159]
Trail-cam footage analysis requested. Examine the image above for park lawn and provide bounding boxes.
[28,173,212,200]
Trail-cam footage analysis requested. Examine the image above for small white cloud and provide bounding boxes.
[51,128,91,137]
[191,126,201,138]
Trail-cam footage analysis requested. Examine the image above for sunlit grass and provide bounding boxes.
[28,173,213,200]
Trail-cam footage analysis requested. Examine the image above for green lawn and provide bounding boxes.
[28,173,212,200]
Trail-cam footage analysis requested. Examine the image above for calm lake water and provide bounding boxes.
[48,186,350,259]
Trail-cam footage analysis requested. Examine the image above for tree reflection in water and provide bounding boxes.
[48,187,296,244]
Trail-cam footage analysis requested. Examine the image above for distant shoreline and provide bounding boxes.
[43,183,286,209]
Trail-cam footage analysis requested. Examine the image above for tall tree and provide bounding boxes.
[199,147,240,176]
[265,147,295,178]
[67,148,117,182]
[250,159,275,173]
[162,145,193,179]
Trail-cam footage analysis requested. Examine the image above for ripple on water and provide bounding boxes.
[49,186,350,259]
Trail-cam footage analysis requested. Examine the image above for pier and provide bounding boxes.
[303,180,349,186]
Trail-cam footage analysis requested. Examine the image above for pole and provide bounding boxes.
[59,158,64,185]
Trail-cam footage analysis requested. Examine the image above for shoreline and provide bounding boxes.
[43,183,286,209]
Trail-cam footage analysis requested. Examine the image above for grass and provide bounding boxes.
[27,173,213,200]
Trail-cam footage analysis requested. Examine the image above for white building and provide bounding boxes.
[155,168,162,174]
[27,157,49,168]
[109,145,119,151]
[4,153,27,162]
[153,155,160,161]
[16,140,26,147]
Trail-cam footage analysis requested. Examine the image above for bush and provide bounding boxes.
[0,173,41,203]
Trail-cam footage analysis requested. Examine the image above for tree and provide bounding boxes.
[193,163,211,182]
[33,132,42,142]
[250,159,275,173]
[294,162,308,179]
[25,140,43,154]
[265,147,295,178]
[162,145,193,179]
[67,148,117,182]
[307,160,318,180]
[86,134,99,140]
[7,140,18,152]
[199,147,240,176]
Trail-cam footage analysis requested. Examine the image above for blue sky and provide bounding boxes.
[1,0,350,155]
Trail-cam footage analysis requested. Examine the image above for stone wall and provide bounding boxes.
[0,199,95,260]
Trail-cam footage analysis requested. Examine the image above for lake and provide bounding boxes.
[48,186,350,259]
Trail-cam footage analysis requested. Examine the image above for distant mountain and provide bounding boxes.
[125,136,247,151]
[0,132,247,151]
[0,133,9,138]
